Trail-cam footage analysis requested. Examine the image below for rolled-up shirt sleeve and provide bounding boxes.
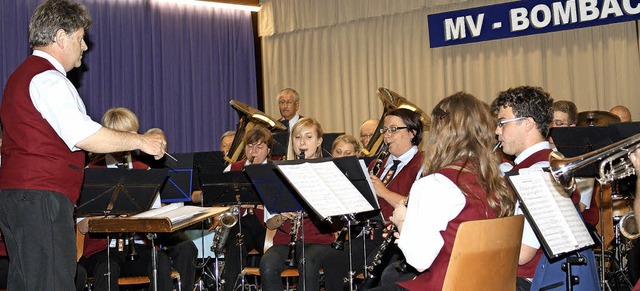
[30,70,102,151]
[397,173,465,272]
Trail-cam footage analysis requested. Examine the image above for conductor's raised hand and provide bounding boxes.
[140,130,167,160]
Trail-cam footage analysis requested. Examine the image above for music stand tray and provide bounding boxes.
[76,168,169,216]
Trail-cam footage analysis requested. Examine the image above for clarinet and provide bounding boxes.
[331,223,349,250]
[285,211,303,267]
[284,149,306,267]
[359,200,408,290]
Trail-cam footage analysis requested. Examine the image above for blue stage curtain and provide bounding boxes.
[1,0,258,153]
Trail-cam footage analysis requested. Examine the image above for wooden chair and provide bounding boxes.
[441,215,524,291]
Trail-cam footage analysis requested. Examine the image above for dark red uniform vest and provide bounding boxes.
[0,55,86,203]
[398,164,496,290]
[368,152,423,220]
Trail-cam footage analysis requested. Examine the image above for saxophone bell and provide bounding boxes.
[210,206,240,254]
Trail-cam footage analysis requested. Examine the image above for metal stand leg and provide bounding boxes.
[147,233,159,291]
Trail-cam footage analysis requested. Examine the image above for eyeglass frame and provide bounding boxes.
[380,126,408,134]
[497,117,526,128]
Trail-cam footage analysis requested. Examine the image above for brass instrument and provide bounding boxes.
[619,211,640,239]
[362,88,431,157]
[226,100,286,164]
[285,211,303,267]
[210,206,240,254]
[549,132,640,194]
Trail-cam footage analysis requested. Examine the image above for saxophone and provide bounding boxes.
[285,211,303,267]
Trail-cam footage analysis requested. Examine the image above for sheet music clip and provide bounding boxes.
[76,168,169,217]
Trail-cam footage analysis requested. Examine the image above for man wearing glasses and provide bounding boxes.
[492,88,599,291]
[276,88,302,131]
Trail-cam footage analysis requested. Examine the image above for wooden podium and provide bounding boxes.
[88,205,228,233]
[87,205,228,291]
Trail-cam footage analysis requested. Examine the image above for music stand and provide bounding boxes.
[549,126,621,178]
[242,164,303,213]
[321,132,345,157]
[271,131,290,160]
[158,152,193,203]
[193,151,227,191]
[200,171,263,206]
[609,121,640,139]
[76,168,169,216]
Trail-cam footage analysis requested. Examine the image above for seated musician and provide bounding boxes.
[325,108,425,290]
[493,87,599,291]
[331,134,363,158]
[259,118,336,291]
[370,92,516,291]
[78,107,196,291]
[220,125,273,291]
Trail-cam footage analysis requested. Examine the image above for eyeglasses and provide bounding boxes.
[497,117,526,128]
[380,126,408,134]
[552,120,571,127]
[278,100,296,105]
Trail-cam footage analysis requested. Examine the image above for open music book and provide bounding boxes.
[88,203,228,233]
[506,168,594,258]
[276,159,376,220]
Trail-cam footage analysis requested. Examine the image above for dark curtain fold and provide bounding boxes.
[1,0,258,153]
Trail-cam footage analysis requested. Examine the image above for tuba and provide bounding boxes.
[549,132,640,194]
[362,88,431,157]
[225,100,286,164]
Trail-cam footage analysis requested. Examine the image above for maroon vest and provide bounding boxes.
[369,152,423,220]
[230,159,246,172]
[511,148,552,278]
[0,55,86,203]
[398,164,496,290]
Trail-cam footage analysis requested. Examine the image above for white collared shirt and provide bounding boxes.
[380,146,418,181]
[29,50,102,151]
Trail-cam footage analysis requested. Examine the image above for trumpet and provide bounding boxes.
[619,212,640,239]
[210,206,240,254]
[549,132,640,193]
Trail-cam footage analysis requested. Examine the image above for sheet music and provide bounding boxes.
[508,169,594,257]
[132,203,209,223]
[277,161,374,218]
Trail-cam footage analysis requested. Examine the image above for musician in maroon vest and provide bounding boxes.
[491,86,554,290]
[370,92,515,291]
[260,118,336,291]
[0,1,166,289]
[221,125,273,291]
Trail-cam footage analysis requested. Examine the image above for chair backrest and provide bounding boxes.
[441,215,524,291]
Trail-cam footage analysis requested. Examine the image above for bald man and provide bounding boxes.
[610,105,632,122]
[359,119,378,147]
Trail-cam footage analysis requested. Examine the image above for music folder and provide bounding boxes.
[245,156,378,221]
[506,168,594,261]
[200,171,263,206]
[76,168,169,216]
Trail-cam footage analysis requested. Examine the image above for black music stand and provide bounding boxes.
[549,126,621,178]
[271,131,290,160]
[243,164,303,213]
[200,171,263,206]
[76,168,169,216]
[158,152,193,203]
[193,151,227,191]
[321,132,345,157]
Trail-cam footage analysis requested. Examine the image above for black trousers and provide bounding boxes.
[0,189,76,291]
[222,213,266,291]
[157,231,198,291]
[80,245,174,291]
